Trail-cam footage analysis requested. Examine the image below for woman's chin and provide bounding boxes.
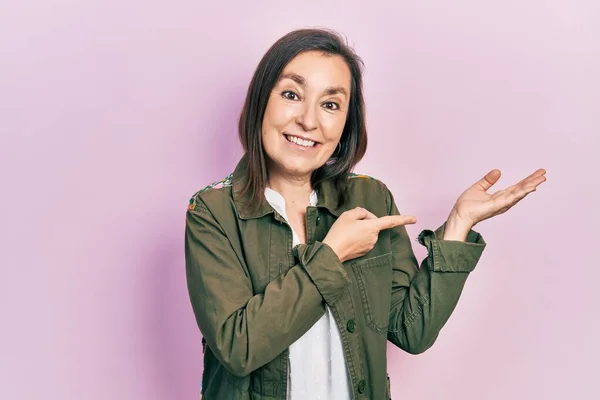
[276,158,320,179]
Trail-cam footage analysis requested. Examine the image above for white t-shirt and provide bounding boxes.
[264,187,352,400]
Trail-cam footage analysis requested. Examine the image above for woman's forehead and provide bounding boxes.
[278,51,351,92]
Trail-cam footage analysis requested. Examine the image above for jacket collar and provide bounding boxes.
[232,155,344,220]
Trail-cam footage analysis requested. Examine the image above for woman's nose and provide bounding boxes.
[295,103,318,131]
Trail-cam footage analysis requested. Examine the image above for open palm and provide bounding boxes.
[451,168,547,226]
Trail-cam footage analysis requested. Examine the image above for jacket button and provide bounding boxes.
[346,319,355,333]
[357,379,366,393]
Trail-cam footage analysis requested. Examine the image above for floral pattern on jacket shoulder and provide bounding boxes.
[187,173,233,211]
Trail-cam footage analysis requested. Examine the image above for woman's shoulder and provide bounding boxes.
[187,173,234,213]
[344,172,394,213]
[346,172,389,193]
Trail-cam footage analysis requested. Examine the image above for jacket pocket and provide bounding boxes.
[351,252,393,335]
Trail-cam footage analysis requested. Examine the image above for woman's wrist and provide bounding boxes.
[443,210,474,242]
[322,238,346,263]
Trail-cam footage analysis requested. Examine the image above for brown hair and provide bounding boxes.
[238,28,368,207]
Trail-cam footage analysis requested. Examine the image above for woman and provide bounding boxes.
[185,28,546,400]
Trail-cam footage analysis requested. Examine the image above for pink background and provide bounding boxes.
[1,1,599,399]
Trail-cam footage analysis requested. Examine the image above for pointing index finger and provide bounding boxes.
[375,215,417,231]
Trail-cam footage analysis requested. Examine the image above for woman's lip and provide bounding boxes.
[284,133,320,144]
[283,134,320,150]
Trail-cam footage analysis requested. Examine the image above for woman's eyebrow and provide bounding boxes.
[278,72,349,97]
[278,73,306,86]
[324,86,348,97]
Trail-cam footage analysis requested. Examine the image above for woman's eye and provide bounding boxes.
[323,102,340,110]
[282,91,299,100]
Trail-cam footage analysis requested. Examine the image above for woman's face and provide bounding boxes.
[261,50,351,181]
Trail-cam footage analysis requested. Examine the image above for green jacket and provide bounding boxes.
[185,156,486,399]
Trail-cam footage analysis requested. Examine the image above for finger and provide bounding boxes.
[492,182,538,210]
[361,208,378,220]
[499,171,547,196]
[346,207,377,220]
[519,169,547,183]
[345,207,366,219]
[473,169,502,192]
[533,173,547,186]
[530,168,547,178]
[522,175,546,191]
[512,186,536,202]
[504,174,547,198]
[520,177,547,196]
[491,172,545,215]
[517,169,547,188]
[374,215,417,231]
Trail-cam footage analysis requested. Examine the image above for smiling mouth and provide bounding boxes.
[284,134,318,148]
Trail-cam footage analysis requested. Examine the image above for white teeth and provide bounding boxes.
[287,135,315,147]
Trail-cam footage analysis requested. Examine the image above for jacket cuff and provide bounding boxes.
[294,242,351,304]
[417,224,486,273]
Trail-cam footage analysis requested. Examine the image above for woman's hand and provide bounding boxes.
[323,207,416,262]
[444,168,547,240]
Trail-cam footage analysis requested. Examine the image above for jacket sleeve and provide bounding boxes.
[384,187,486,354]
[185,198,351,377]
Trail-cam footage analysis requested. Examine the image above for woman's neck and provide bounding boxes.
[267,173,313,208]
